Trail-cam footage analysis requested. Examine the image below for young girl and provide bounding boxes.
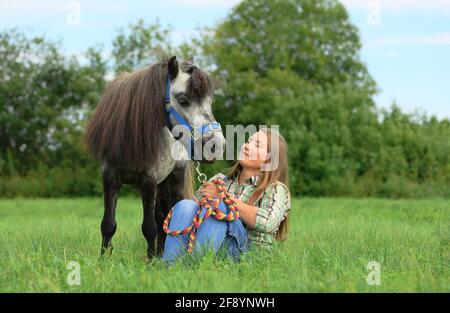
[162,128,290,265]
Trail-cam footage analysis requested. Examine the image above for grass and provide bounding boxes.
[0,197,448,292]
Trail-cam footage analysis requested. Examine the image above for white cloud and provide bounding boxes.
[166,0,241,9]
[365,33,450,47]
[0,0,128,19]
[0,0,65,15]
[341,0,450,13]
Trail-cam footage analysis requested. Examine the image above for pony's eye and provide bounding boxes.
[176,94,190,106]
[178,99,190,106]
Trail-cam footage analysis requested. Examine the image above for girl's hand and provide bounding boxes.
[198,182,220,199]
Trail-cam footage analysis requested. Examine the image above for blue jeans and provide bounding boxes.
[162,199,251,265]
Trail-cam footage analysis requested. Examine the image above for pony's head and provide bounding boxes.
[165,56,225,163]
[84,55,225,171]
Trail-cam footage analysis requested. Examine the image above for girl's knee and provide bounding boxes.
[173,199,198,218]
[168,199,199,231]
[218,201,229,214]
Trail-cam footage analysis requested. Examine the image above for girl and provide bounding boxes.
[162,127,291,265]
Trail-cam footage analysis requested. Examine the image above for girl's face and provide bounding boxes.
[238,131,269,170]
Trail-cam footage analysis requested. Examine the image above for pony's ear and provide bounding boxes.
[168,56,179,80]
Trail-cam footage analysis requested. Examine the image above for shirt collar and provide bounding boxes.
[233,170,260,186]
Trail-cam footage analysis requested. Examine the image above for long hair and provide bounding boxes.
[182,161,194,199]
[227,128,290,241]
[83,63,168,171]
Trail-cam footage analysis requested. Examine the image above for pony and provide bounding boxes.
[83,56,225,258]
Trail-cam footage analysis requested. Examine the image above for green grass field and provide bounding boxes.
[0,197,448,292]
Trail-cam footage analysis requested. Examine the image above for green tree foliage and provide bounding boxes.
[0,29,106,177]
[0,1,449,198]
[112,18,173,73]
[199,0,450,197]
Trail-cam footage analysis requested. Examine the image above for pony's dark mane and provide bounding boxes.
[83,58,214,171]
[84,62,168,171]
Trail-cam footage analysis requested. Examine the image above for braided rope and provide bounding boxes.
[163,178,239,253]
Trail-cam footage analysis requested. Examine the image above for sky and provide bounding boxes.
[1,0,449,120]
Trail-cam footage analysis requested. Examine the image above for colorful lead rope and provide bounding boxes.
[162,178,239,254]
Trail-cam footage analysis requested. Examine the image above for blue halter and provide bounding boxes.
[164,74,221,143]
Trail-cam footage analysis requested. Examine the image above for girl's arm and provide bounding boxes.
[199,181,290,234]
[193,173,227,203]
[249,183,290,234]
[230,198,257,229]
[198,184,258,228]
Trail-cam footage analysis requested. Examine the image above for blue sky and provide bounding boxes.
[1,0,449,120]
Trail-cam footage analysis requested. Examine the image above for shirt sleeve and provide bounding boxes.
[254,182,290,234]
[193,172,228,201]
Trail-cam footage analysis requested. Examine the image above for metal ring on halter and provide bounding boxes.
[194,161,208,183]
[190,128,201,142]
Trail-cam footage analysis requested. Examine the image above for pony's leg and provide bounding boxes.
[155,183,170,257]
[100,167,122,255]
[155,163,189,256]
[139,179,158,259]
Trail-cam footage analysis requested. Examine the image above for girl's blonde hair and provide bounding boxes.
[226,128,290,241]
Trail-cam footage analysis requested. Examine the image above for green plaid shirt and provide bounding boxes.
[194,171,291,249]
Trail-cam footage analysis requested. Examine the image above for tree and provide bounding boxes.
[200,0,379,195]
[0,29,106,175]
[111,18,173,74]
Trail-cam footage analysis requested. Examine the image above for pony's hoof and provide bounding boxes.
[100,244,114,256]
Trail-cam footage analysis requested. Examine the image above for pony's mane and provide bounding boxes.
[84,63,168,170]
[83,58,214,171]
